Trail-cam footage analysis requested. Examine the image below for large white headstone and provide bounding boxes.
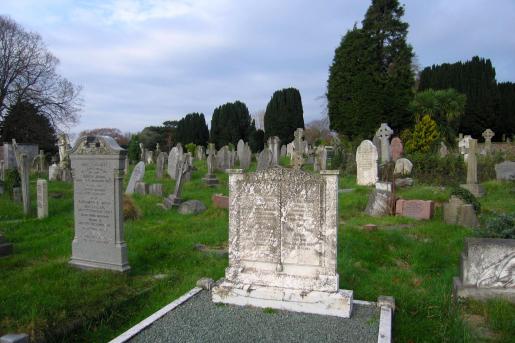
[69,136,130,272]
[212,167,353,318]
[356,140,378,186]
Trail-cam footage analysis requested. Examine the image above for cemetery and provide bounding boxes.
[1,1,515,342]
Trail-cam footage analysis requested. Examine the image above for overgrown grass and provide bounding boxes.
[0,161,514,342]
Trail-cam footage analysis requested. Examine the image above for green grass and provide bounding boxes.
[0,163,514,342]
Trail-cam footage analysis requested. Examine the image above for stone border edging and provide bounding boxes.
[108,287,202,343]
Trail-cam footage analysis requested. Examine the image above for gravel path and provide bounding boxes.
[129,290,380,343]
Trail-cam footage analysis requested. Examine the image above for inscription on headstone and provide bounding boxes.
[356,140,378,186]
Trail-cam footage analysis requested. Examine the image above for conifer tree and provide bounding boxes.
[264,87,304,144]
[176,112,209,146]
[210,101,252,148]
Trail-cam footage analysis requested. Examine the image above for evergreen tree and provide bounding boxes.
[127,134,141,162]
[497,82,515,138]
[264,87,304,144]
[327,0,414,138]
[418,56,500,137]
[176,112,209,146]
[248,120,265,152]
[210,101,252,148]
[0,101,57,154]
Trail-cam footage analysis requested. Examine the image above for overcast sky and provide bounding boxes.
[2,0,514,134]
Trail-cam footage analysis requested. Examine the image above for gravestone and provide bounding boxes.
[212,167,353,318]
[293,128,304,152]
[32,150,47,174]
[439,142,449,157]
[139,143,145,162]
[49,163,59,181]
[196,145,205,160]
[460,139,485,197]
[156,152,167,179]
[394,158,413,176]
[37,179,48,219]
[390,137,403,161]
[164,158,190,208]
[395,199,434,220]
[149,183,163,196]
[57,134,71,169]
[267,136,281,166]
[69,136,130,272]
[443,196,479,228]
[145,150,154,164]
[0,160,4,181]
[217,146,230,171]
[125,161,145,194]
[482,129,495,153]
[203,144,219,186]
[494,161,515,181]
[12,187,21,202]
[20,154,30,215]
[256,148,272,171]
[124,155,129,175]
[237,139,245,162]
[286,143,294,158]
[356,140,378,186]
[134,181,149,195]
[375,123,393,164]
[168,147,179,179]
[280,145,286,157]
[2,142,39,170]
[239,143,252,169]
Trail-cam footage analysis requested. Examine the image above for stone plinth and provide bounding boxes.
[69,136,130,272]
[454,238,515,302]
[212,168,353,318]
[395,199,434,220]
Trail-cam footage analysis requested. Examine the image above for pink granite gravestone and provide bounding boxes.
[395,199,434,220]
[390,137,403,161]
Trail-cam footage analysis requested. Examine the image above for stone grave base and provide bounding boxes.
[69,241,130,272]
[212,281,353,318]
[202,174,219,187]
[460,183,485,197]
[453,277,515,303]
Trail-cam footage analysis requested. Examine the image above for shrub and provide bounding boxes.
[408,152,465,185]
[185,143,196,155]
[4,169,21,195]
[123,195,141,220]
[451,187,481,214]
[477,212,515,239]
[404,114,440,154]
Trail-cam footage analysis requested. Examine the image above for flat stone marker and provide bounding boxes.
[495,161,515,181]
[126,161,145,194]
[395,199,434,220]
[37,179,48,219]
[212,167,353,318]
[356,140,378,186]
[69,136,130,272]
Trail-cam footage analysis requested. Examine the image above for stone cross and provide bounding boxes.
[20,154,30,215]
[57,134,71,169]
[139,143,145,162]
[461,138,485,197]
[293,128,304,152]
[203,143,220,186]
[69,135,130,272]
[375,123,393,163]
[37,179,48,219]
[482,129,495,153]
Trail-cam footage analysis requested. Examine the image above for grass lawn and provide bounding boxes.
[0,161,514,342]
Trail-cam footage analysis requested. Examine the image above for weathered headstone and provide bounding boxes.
[0,160,4,181]
[195,145,205,160]
[237,139,245,162]
[2,142,38,170]
[293,128,304,152]
[49,163,59,181]
[203,144,219,186]
[145,150,154,164]
[155,152,167,179]
[212,167,353,318]
[482,129,495,154]
[57,133,71,169]
[356,140,378,186]
[439,141,449,157]
[149,183,163,196]
[286,142,294,158]
[37,179,48,219]
[178,200,207,215]
[256,148,272,171]
[168,147,179,179]
[69,136,130,272]
[12,187,21,202]
[32,150,47,174]
[216,146,230,171]
[394,158,413,176]
[280,145,286,157]
[390,137,403,161]
[134,181,149,195]
[460,139,485,197]
[20,154,30,215]
[372,135,382,162]
[124,155,129,175]
[376,123,393,163]
[126,161,145,194]
[395,199,434,220]
[267,136,280,166]
[239,143,252,169]
[443,196,479,228]
[164,158,190,208]
[365,188,394,217]
[494,161,515,181]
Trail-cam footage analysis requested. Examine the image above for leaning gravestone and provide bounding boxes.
[164,158,190,208]
[37,179,48,219]
[494,161,515,181]
[69,136,130,272]
[356,140,378,186]
[126,161,145,194]
[376,123,393,164]
[212,167,353,317]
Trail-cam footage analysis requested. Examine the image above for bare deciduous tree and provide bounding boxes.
[0,15,82,129]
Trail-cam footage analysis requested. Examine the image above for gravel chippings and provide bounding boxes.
[129,291,380,343]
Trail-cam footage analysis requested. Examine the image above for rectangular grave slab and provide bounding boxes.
[395,199,434,220]
[212,167,353,318]
[454,238,515,302]
[69,136,130,272]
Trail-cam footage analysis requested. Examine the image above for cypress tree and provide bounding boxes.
[176,112,209,146]
[264,87,304,144]
[327,0,414,138]
[210,101,252,148]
